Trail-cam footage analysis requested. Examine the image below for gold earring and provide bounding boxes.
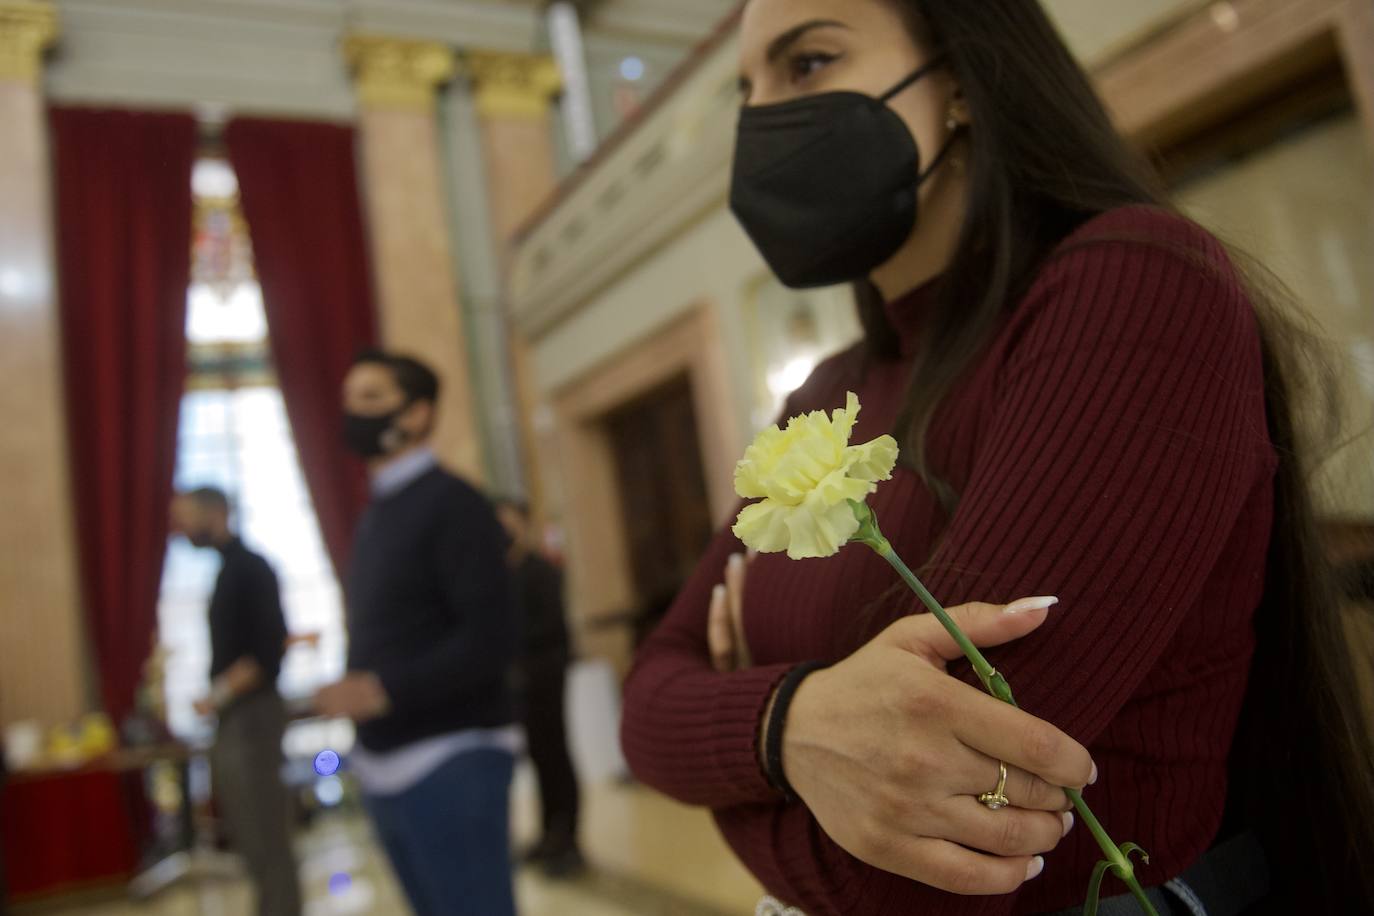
[947,97,970,133]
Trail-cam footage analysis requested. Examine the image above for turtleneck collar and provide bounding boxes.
[880,276,943,358]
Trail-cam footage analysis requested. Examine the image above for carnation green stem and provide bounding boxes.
[863,532,1159,916]
[871,537,1009,700]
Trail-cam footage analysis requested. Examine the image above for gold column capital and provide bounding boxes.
[344,34,454,112]
[0,0,58,85]
[462,51,562,120]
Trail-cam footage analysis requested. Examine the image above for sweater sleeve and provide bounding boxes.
[374,484,519,714]
[244,556,288,684]
[665,231,1274,914]
[618,364,865,808]
[620,519,799,807]
[922,234,1273,743]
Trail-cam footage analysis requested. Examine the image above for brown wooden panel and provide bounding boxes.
[604,374,715,639]
[1094,0,1352,146]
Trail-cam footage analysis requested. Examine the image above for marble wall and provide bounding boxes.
[0,21,89,728]
[355,102,486,482]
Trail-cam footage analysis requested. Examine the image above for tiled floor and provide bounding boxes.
[536,778,762,913]
[15,775,763,916]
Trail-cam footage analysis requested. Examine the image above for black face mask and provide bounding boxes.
[729,61,959,289]
[185,529,215,549]
[342,406,410,458]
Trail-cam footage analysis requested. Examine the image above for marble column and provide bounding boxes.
[0,0,89,727]
[463,51,562,520]
[345,35,485,481]
[464,51,563,241]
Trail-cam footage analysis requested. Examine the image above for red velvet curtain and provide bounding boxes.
[224,118,378,579]
[50,107,197,723]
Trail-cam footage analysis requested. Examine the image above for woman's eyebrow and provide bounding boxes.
[739,19,851,97]
[766,19,851,64]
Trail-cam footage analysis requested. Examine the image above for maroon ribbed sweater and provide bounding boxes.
[620,207,1278,915]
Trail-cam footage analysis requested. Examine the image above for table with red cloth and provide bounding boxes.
[1,747,184,904]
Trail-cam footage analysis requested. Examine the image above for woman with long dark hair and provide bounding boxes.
[619,1,1374,913]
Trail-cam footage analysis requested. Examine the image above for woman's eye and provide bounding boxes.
[789,52,836,83]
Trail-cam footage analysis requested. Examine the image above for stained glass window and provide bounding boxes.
[157,158,349,750]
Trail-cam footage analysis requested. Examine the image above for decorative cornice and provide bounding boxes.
[348,0,537,54]
[506,30,743,339]
[462,50,561,120]
[0,0,58,84]
[344,34,454,112]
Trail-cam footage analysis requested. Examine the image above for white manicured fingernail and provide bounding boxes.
[1089,762,1099,785]
[1061,812,1075,837]
[1026,856,1045,881]
[729,553,745,569]
[1004,596,1059,615]
[712,584,726,602]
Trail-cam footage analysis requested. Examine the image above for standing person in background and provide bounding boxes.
[171,487,300,916]
[495,500,584,879]
[316,351,520,916]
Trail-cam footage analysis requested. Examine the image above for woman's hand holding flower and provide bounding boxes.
[782,601,1092,895]
[728,393,1153,912]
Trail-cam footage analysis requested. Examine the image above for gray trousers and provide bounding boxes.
[211,691,302,916]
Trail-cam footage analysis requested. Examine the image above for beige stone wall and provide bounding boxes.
[1175,113,1374,518]
[1044,0,1206,63]
[550,307,738,673]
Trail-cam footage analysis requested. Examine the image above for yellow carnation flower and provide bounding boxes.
[732,392,898,560]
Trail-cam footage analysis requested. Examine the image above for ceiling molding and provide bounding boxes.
[585,0,737,45]
[44,0,556,116]
[346,0,542,53]
[46,2,353,116]
[55,0,342,29]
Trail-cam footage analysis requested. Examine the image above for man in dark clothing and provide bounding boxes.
[170,487,300,916]
[315,350,519,916]
[495,499,584,878]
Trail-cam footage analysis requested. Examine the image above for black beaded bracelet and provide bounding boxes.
[764,661,827,801]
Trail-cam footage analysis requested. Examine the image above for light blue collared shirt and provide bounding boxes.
[370,445,439,499]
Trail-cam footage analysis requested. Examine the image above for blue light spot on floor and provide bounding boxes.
[314,749,340,776]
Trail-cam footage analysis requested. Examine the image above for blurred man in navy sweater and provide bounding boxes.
[315,350,519,916]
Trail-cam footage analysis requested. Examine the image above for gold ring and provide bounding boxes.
[978,761,1010,810]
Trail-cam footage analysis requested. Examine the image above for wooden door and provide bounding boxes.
[602,374,715,641]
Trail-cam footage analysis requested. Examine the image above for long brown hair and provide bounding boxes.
[868,0,1374,909]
